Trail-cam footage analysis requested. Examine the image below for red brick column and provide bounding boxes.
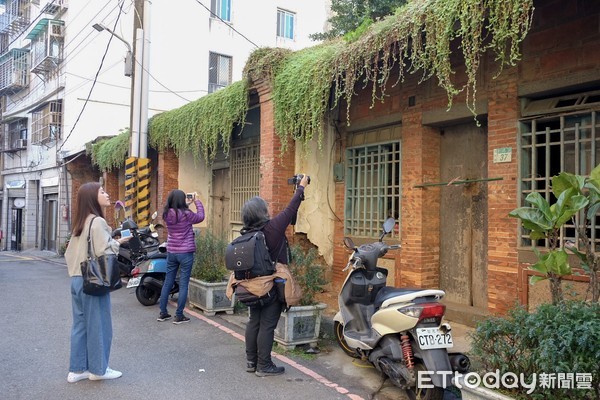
[255,81,296,222]
[400,110,441,288]
[103,170,120,229]
[156,148,179,239]
[486,65,520,315]
[66,155,100,226]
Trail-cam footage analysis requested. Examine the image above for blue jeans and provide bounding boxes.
[69,276,113,375]
[159,252,194,317]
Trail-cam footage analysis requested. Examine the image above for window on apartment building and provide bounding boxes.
[229,144,260,224]
[277,9,295,40]
[31,101,62,145]
[208,52,232,93]
[345,141,401,238]
[518,108,600,250]
[27,19,64,75]
[211,0,231,21]
[1,117,27,150]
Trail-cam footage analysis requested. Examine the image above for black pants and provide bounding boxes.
[245,293,283,369]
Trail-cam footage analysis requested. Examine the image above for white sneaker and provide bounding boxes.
[67,371,91,383]
[89,367,122,381]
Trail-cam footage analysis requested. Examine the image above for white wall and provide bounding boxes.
[60,0,330,157]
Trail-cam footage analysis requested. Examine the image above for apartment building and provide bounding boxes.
[0,0,329,252]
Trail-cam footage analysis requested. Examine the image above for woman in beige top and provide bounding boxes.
[64,182,129,383]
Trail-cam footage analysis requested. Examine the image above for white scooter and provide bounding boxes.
[334,218,470,400]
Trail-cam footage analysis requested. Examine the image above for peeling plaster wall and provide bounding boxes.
[294,124,336,266]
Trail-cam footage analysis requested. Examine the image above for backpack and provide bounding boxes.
[225,230,276,280]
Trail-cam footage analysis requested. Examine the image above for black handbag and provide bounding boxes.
[80,217,122,296]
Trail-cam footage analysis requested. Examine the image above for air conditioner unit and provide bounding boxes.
[16,138,27,148]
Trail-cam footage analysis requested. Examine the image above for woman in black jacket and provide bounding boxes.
[241,174,309,377]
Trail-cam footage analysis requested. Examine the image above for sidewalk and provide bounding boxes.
[21,248,474,353]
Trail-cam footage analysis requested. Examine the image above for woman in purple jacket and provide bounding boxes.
[158,190,205,324]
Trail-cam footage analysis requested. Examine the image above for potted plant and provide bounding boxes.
[188,230,235,316]
[274,244,328,350]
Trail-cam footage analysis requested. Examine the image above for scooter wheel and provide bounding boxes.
[406,363,444,400]
[334,321,360,358]
[135,278,160,306]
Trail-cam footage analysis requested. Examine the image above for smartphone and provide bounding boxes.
[120,229,131,238]
[186,193,194,200]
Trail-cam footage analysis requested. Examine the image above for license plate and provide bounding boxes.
[127,277,141,288]
[416,327,453,349]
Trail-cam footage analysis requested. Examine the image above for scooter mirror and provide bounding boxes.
[343,237,355,249]
[382,217,396,234]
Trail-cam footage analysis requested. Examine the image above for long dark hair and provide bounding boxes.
[72,182,105,237]
[163,189,189,223]
[241,196,270,230]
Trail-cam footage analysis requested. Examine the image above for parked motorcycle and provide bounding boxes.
[126,241,179,306]
[112,212,163,278]
[334,218,470,400]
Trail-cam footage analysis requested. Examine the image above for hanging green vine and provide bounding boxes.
[89,129,130,172]
[149,79,249,162]
[259,0,534,151]
[126,0,534,163]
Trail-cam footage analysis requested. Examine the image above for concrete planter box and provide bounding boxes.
[455,376,516,400]
[188,278,235,316]
[274,303,327,350]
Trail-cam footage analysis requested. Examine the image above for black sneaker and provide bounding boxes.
[157,313,171,322]
[246,362,256,373]
[173,315,190,324]
[255,363,285,377]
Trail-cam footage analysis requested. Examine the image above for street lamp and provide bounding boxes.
[93,23,133,77]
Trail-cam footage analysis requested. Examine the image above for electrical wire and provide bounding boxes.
[192,0,259,49]
[57,1,127,152]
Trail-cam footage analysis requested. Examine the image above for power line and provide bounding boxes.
[58,1,127,152]
[192,0,259,49]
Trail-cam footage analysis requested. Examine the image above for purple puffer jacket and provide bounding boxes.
[165,200,205,253]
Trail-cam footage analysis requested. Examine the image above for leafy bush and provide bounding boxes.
[289,245,328,306]
[191,230,228,282]
[470,301,600,399]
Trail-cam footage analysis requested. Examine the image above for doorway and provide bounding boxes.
[10,208,23,251]
[439,123,488,309]
[211,168,230,240]
[42,194,58,251]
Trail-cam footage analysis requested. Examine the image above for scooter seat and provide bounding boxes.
[147,251,167,260]
[374,287,426,309]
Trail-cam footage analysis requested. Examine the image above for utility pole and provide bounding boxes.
[125,0,151,226]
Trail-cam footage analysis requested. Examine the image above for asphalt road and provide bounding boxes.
[0,251,412,400]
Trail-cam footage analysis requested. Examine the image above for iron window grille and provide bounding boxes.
[208,52,232,93]
[1,117,27,150]
[345,141,401,238]
[0,48,29,94]
[276,9,295,40]
[518,109,600,250]
[229,143,260,224]
[27,19,64,75]
[31,100,62,145]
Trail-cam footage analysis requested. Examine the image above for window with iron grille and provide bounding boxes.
[518,110,600,250]
[345,141,401,238]
[211,0,231,21]
[2,117,27,150]
[229,144,260,224]
[208,52,232,93]
[31,101,62,144]
[276,9,295,40]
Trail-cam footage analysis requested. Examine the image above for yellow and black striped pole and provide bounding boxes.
[124,156,138,222]
[136,157,151,227]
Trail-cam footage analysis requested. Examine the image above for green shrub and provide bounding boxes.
[470,301,600,399]
[191,230,228,282]
[289,245,328,306]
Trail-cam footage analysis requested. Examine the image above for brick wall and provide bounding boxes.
[256,81,296,236]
